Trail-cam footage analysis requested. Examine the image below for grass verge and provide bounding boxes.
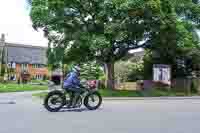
[0,83,48,93]
[32,88,199,99]
[33,89,189,98]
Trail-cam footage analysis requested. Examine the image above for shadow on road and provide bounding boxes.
[59,107,103,112]
[0,101,16,104]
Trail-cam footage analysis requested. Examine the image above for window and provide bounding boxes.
[33,64,37,68]
[21,64,28,70]
[8,62,16,69]
[33,64,44,68]
[7,63,12,68]
[12,63,16,68]
[9,74,16,81]
[35,74,43,80]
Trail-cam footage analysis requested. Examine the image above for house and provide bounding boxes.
[0,34,48,81]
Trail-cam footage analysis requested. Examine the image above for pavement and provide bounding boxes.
[1,91,200,133]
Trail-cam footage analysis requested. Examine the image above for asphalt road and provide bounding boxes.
[1,92,200,133]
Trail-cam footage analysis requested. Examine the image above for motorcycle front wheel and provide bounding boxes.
[84,91,102,110]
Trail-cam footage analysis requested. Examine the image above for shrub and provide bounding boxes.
[0,76,4,83]
[115,60,144,82]
[43,75,47,81]
[191,79,198,93]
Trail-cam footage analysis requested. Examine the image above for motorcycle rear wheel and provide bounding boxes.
[44,90,66,112]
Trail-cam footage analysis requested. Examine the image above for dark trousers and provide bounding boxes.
[67,87,82,106]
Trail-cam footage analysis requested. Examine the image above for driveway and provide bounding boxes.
[1,92,200,133]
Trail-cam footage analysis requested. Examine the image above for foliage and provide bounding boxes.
[0,65,5,77]
[33,88,199,98]
[80,62,103,80]
[43,75,47,81]
[115,61,132,82]
[30,0,200,88]
[30,0,164,89]
[33,90,143,98]
[0,76,4,83]
[143,0,200,79]
[127,60,144,81]
[143,47,200,79]
[143,51,154,79]
[0,48,6,77]
[30,0,158,63]
[115,60,144,82]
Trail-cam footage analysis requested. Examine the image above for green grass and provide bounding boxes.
[0,83,48,93]
[33,92,48,98]
[31,80,48,84]
[99,89,142,97]
[32,88,198,99]
[33,89,143,99]
[147,89,178,97]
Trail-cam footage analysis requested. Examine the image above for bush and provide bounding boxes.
[0,76,4,83]
[0,65,5,76]
[191,79,199,93]
[115,61,144,82]
[43,75,47,81]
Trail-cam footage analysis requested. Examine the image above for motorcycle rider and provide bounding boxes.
[63,65,82,107]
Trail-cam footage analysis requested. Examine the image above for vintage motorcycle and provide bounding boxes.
[44,80,102,112]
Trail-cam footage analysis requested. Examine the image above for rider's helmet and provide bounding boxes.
[72,65,81,73]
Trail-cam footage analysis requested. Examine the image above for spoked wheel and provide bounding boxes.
[44,91,66,112]
[84,92,102,110]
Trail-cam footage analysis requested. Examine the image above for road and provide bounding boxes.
[1,92,200,133]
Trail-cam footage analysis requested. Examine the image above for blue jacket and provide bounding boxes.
[63,71,81,89]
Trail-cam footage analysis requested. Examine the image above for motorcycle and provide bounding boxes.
[44,81,102,112]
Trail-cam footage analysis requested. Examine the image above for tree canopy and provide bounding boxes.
[30,0,163,89]
[30,0,200,89]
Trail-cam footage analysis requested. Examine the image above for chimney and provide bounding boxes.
[0,33,5,42]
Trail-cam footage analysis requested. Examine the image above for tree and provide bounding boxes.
[30,0,162,89]
[115,60,144,83]
[0,41,6,77]
[30,0,200,89]
[142,0,200,78]
[80,61,103,80]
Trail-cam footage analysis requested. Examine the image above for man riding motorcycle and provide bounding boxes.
[63,65,82,107]
[44,65,102,112]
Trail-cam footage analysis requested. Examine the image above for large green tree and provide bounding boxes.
[29,0,200,89]
[142,0,200,78]
[30,0,162,89]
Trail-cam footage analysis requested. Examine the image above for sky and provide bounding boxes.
[0,0,48,47]
[0,0,144,52]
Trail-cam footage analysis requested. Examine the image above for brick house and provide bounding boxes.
[0,34,48,81]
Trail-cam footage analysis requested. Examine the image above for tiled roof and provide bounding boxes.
[4,43,47,64]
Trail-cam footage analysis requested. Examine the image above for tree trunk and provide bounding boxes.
[105,62,115,90]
